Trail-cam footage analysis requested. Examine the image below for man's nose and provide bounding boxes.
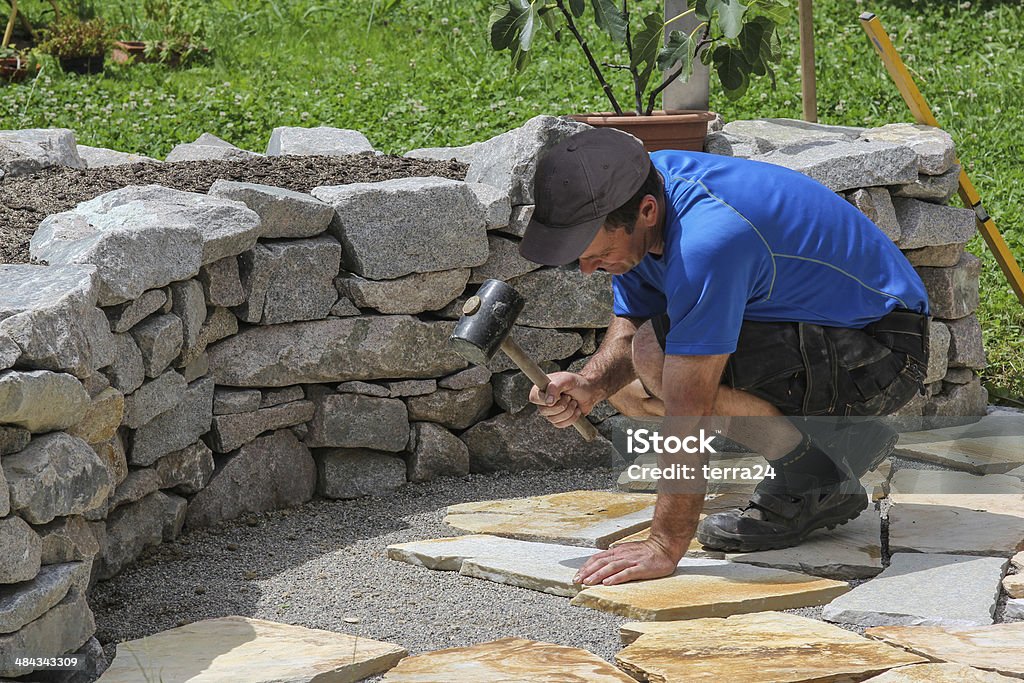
[579,259,599,274]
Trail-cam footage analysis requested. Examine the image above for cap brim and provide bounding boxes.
[518,215,605,266]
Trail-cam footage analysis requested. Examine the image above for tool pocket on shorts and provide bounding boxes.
[798,323,838,415]
[725,322,805,390]
[826,327,904,404]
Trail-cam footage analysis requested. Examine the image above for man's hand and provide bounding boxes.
[573,538,681,586]
[528,372,603,429]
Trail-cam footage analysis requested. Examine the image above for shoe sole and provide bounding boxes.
[695,494,869,553]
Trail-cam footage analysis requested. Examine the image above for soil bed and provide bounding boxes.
[0,154,467,266]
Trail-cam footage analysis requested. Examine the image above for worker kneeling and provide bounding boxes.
[519,128,929,587]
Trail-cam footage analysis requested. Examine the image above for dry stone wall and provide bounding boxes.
[0,114,988,676]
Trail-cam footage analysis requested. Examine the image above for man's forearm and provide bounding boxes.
[578,315,641,399]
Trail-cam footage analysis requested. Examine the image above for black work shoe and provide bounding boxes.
[695,480,869,553]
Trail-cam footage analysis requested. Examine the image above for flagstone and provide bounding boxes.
[865,459,893,500]
[1013,551,1024,571]
[728,509,883,579]
[865,622,1024,678]
[97,616,406,682]
[1003,574,1024,598]
[1005,598,1024,620]
[570,557,848,620]
[822,553,1008,627]
[386,534,532,571]
[887,470,1024,556]
[609,517,727,560]
[443,490,656,548]
[862,663,1019,682]
[380,637,635,682]
[616,611,925,682]
[895,416,1024,474]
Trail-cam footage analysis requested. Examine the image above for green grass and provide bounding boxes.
[4,0,1022,398]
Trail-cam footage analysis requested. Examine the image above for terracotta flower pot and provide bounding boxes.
[0,58,31,83]
[111,40,147,65]
[570,110,716,153]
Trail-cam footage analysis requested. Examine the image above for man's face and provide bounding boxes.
[578,194,660,275]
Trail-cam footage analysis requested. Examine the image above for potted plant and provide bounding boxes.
[488,0,791,151]
[112,0,209,67]
[0,46,40,83]
[38,16,114,74]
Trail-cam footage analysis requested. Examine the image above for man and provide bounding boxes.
[519,127,929,587]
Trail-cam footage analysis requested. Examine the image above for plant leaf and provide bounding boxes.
[631,12,663,93]
[591,0,628,43]
[713,44,750,99]
[658,28,696,82]
[697,0,748,40]
[568,0,586,17]
[489,0,530,52]
[519,4,538,52]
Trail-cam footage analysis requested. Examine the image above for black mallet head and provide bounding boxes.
[448,279,526,366]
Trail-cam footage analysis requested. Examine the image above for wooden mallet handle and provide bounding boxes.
[499,337,600,442]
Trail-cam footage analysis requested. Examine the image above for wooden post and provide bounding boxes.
[798,0,817,122]
[2,0,17,50]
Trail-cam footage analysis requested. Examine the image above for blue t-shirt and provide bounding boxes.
[612,150,929,356]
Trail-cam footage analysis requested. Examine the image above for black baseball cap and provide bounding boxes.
[519,127,651,266]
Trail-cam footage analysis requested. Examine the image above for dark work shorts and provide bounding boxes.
[651,309,929,417]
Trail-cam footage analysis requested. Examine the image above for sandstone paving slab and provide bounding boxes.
[387,533,535,571]
[458,542,596,597]
[822,553,1008,627]
[1004,573,1024,598]
[616,611,926,682]
[865,622,1024,678]
[894,416,1024,474]
[728,509,883,579]
[1005,598,1024,620]
[98,615,406,683]
[609,517,727,560]
[886,469,1024,556]
[380,637,635,682]
[443,490,656,548]
[861,663,1018,682]
[570,557,849,620]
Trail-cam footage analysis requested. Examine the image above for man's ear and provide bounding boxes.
[639,194,659,224]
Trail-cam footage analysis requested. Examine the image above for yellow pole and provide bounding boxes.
[798,0,817,122]
[860,11,1024,308]
[2,0,16,50]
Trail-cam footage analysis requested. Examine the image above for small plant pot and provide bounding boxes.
[570,110,717,153]
[58,54,105,75]
[0,58,31,83]
[111,41,147,65]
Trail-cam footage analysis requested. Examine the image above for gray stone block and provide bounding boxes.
[2,432,112,525]
[0,334,18,371]
[106,468,163,512]
[496,204,533,238]
[260,386,305,408]
[406,385,493,430]
[36,516,98,565]
[461,406,619,472]
[315,450,406,499]
[470,234,542,284]
[185,430,315,528]
[181,352,210,383]
[0,562,88,635]
[31,186,261,305]
[437,366,492,390]
[703,131,765,158]
[209,180,335,239]
[165,133,260,162]
[335,381,389,397]
[198,256,246,308]
[207,399,315,453]
[67,386,124,446]
[723,118,862,151]
[925,320,951,384]
[893,165,962,203]
[129,314,183,378]
[94,491,186,580]
[407,422,470,482]
[508,267,613,328]
[104,289,167,334]
[0,264,107,377]
[943,314,986,369]
[0,128,83,178]
[924,377,988,422]
[266,126,374,156]
[0,370,89,433]
[235,236,342,324]
[0,426,30,456]
[858,123,956,175]
[753,140,919,192]
[170,279,207,360]
[153,441,215,495]
[329,297,360,317]
[917,253,981,319]
[0,587,95,677]
[902,243,965,268]
[104,333,145,394]
[894,198,976,250]
[208,316,467,387]
[92,434,128,489]
[129,376,214,466]
[468,182,511,231]
[304,389,409,451]
[386,380,437,398]
[0,515,40,584]
[337,269,470,315]
[123,370,188,429]
[77,144,158,168]
[846,188,900,242]
[313,177,488,280]
[464,115,591,205]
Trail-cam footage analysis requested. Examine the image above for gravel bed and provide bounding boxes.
[0,154,466,265]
